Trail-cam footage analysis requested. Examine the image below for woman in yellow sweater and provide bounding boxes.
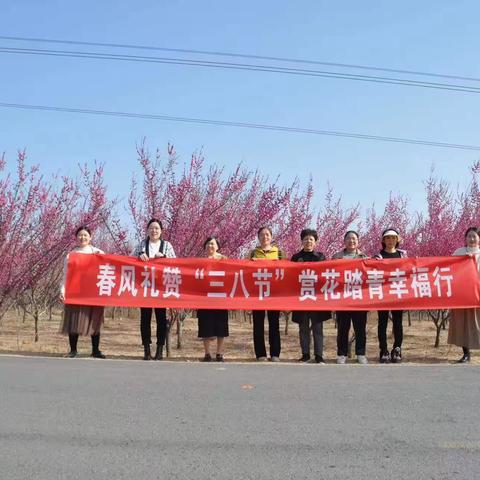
[249,227,286,361]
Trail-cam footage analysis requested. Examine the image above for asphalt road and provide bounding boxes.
[1,356,479,480]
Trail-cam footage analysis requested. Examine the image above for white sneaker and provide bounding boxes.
[257,356,268,362]
[270,356,280,362]
[357,355,368,365]
[336,355,347,364]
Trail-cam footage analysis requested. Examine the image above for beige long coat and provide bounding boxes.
[448,247,480,349]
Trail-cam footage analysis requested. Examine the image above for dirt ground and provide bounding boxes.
[0,308,477,364]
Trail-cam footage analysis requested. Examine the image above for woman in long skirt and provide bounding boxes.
[60,226,106,358]
[448,226,480,363]
[197,237,229,362]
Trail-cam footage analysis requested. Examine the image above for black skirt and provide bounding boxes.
[197,309,229,338]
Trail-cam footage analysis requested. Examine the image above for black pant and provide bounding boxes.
[69,333,100,353]
[378,310,403,352]
[140,308,167,346]
[336,311,367,356]
[252,310,281,358]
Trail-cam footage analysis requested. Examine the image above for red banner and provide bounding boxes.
[64,253,480,310]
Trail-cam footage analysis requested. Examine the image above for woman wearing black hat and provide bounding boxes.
[374,228,407,363]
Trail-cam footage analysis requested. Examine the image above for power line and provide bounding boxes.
[1,101,479,151]
[1,34,479,84]
[2,46,480,94]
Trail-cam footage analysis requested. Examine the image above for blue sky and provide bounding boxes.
[0,1,479,216]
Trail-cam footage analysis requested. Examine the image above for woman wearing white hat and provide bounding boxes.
[374,228,407,363]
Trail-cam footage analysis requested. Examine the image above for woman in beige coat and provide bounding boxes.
[448,226,480,363]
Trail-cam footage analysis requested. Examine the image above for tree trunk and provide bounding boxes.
[430,309,449,348]
[284,312,289,335]
[165,321,171,358]
[176,315,183,349]
[34,314,39,342]
[435,324,442,348]
[407,310,411,326]
[16,314,20,349]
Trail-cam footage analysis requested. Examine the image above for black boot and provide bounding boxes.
[155,345,163,360]
[143,344,151,360]
[67,334,78,358]
[91,334,106,359]
[457,347,471,363]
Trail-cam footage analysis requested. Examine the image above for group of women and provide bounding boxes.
[60,220,480,364]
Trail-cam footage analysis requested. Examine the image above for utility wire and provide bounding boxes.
[1,34,479,84]
[1,46,480,94]
[1,101,479,151]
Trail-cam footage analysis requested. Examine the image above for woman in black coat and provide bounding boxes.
[291,229,331,364]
